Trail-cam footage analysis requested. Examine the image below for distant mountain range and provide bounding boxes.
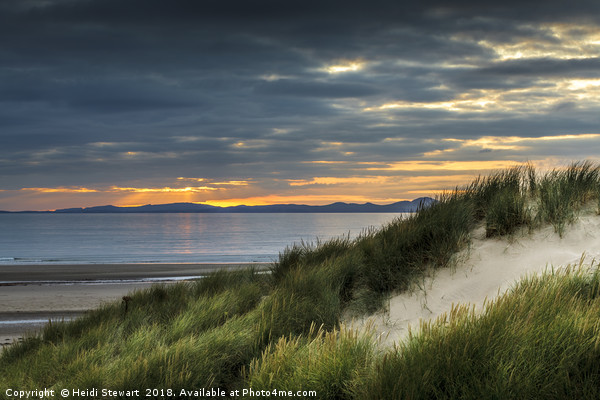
[1,197,435,213]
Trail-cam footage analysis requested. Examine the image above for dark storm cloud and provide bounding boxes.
[0,71,199,112]
[1,0,600,208]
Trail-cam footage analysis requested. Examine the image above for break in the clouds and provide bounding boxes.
[1,0,600,210]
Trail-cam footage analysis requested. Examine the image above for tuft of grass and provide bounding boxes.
[256,254,363,345]
[192,267,268,297]
[169,282,263,341]
[485,185,530,237]
[464,166,526,220]
[247,324,377,399]
[537,161,600,236]
[271,236,353,284]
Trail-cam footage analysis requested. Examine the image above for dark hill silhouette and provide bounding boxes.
[5,197,435,213]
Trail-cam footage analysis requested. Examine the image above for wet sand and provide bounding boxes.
[0,263,269,346]
[0,263,269,284]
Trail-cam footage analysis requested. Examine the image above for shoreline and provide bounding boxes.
[0,262,269,346]
[0,311,85,347]
[0,262,270,284]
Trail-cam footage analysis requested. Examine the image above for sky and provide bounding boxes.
[1,0,600,211]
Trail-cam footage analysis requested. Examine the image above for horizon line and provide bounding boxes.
[0,197,434,213]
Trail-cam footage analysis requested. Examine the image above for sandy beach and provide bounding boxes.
[0,263,269,346]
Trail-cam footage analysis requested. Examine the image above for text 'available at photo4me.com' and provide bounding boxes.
[5,387,318,398]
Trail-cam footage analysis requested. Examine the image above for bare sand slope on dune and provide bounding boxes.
[361,209,600,346]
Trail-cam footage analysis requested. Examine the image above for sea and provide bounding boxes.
[0,213,407,265]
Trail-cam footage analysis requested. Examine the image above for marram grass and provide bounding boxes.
[536,161,600,236]
[360,262,600,399]
[2,161,600,397]
[246,324,378,399]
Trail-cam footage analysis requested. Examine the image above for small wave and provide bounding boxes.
[0,275,207,286]
[0,257,90,265]
[0,318,74,325]
[0,272,269,287]
[0,257,45,263]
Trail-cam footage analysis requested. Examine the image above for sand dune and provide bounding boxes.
[362,208,600,346]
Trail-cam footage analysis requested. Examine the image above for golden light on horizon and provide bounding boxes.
[301,160,351,165]
[399,174,475,185]
[8,152,600,212]
[177,177,206,182]
[369,160,526,172]
[288,176,390,186]
[109,186,220,193]
[175,178,250,186]
[423,148,459,157]
[21,187,100,193]
[443,137,526,151]
[211,181,250,186]
[203,194,405,208]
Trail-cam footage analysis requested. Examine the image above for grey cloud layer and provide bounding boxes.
[1,0,599,192]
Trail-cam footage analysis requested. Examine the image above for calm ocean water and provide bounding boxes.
[0,213,406,265]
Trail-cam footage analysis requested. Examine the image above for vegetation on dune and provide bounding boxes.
[536,161,600,236]
[477,166,531,237]
[361,263,600,399]
[2,161,600,398]
[247,324,378,398]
